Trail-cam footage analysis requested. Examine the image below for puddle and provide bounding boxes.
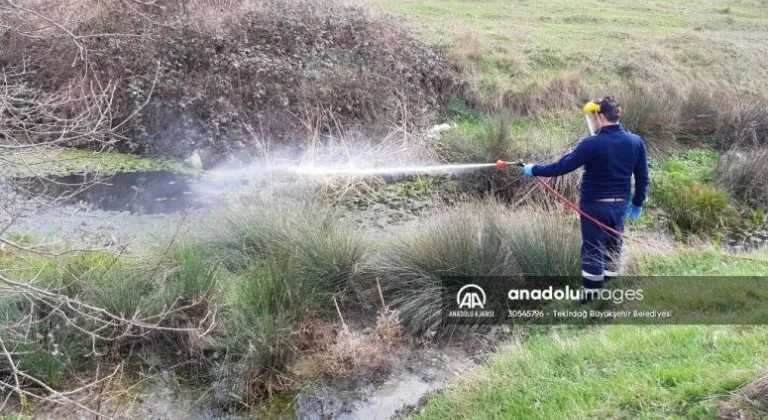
[285,373,437,420]
[345,374,437,420]
[257,346,475,420]
[11,171,209,214]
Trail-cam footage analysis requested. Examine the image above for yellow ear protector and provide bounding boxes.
[582,101,601,114]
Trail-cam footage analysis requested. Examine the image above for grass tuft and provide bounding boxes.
[370,203,516,335]
[716,94,768,150]
[617,86,681,158]
[717,148,768,210]
[208,203,366,401]
[370,203,580,336]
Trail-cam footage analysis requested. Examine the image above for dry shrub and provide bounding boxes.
[438,115,524,200]
[718,373,768,420]
[608,84,768,155]
[523,170,581,209]
[613,84,768,155]
[1,0,460,163]
[439,116,579,203]
[677,87,720,144]
[717,148,768,209]
[376,307,403,352]
[743,376,768,413]
[456,69,588,115]
[715,93,768,150]
[450,29,487,64]
[616,85,681,158]
[291,311,401,379]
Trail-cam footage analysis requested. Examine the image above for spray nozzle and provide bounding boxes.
[495,160,525,169]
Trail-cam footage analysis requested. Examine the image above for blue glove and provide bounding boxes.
[626,204,643,221]
[522,164,534,178]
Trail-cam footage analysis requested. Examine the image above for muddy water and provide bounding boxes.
[284,374,437,420]
[99,346,477,420]
[28,336,478,420]
[11,171,207,214]
[260,346,476,420]
[338,374,437,419]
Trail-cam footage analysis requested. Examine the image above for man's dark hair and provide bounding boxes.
[598,96,621,123]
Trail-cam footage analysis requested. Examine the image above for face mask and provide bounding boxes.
[582,101,602,136]
[585,113,600,136]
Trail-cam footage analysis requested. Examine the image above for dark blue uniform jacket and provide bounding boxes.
[532,124,649,207]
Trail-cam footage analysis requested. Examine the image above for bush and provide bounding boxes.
[218,202,365,294]
[209,203,367,401]
[0,247,221,397]
[654,180,734,233]
[439,116,580,204]
[2,0,460,162]
[649,150,739,234]
[616,86,681,158]
[717,148,768,209]
[369,203,581,336]
[715,94,768,150]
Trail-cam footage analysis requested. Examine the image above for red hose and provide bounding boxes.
[531,177,630,240]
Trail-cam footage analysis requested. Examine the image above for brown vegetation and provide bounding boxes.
[1,0,461,164]
[717,148,768,209]
[718,373,768,420]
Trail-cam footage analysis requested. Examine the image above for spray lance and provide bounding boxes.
[490,100,629,240]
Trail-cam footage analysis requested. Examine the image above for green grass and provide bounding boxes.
[650,149,719,185]
[618,250,768,324]
[446,112,584,156]
[414,325,768,419]
[369,0,768,97]
[220,259,302,393]
[0,148,196,179]
[635,250,768,276]
[647,149,738,234]
[412,248,768,419]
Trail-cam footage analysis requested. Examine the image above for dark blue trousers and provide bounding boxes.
[580,201,626,289]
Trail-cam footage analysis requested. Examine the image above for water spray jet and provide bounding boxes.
[275,162,505,178]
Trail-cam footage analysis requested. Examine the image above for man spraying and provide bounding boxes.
[521,97,649,299]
